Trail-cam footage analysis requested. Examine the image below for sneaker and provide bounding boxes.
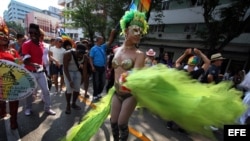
[45,109,56,115]
[25,109,32,116]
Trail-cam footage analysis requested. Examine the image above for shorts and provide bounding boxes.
[64,71,82,93]
[50,64,63,76]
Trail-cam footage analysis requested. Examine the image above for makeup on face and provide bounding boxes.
[128,25,143,36]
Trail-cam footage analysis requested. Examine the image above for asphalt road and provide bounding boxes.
[0,80,222,141]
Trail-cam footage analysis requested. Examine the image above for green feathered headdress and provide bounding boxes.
[120,10,149,35]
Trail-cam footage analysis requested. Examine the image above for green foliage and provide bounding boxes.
[62,0,128,43]
[5,21,25,36]
[197,0,250,52]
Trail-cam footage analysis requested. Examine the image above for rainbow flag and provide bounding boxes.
[57,28,76,48]
[129,0,151,12]
[58,28,71,40]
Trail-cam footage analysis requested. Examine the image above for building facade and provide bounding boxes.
[3,0,62,40]
[4,0,42,25]
[25,12,61,39]
[58,0,84,41]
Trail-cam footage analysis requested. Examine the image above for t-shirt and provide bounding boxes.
[200,64,220,84]
[0,48,16,62]
[22,40,44,71]
[89,43,107,67]
[49,46,66,65]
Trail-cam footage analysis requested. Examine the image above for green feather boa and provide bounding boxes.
[62,87,115,141]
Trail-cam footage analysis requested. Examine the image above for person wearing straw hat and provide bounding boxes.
[144,48,157,67]
[201,53,226,84]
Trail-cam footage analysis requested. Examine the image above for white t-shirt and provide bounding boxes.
[50,46,66,65]
[42,42,50,67]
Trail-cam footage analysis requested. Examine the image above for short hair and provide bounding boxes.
[76,43,87,54]
[63,40,72,47]
[81,39,89,44]
[55,37,62,41]
[16,33,24,39]
[50,38,55,42]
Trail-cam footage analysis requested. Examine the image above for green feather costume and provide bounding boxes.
[64,64,246,141]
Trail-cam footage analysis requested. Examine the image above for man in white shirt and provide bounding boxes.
[49,37,66,94]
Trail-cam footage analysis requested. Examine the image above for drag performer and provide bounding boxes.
[110,10,148,141]
[63,10,246,141]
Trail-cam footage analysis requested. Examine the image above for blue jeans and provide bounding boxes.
[92,66,106,97]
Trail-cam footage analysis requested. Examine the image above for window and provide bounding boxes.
[162,0,170,10]
[158,24,165,32]
[184,24,197,33]
[149,25,165,33]
[149,25,157,33]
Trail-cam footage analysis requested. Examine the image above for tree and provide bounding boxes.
[6,21,25,37]
[197,0,250,54]
[63,0,128,44]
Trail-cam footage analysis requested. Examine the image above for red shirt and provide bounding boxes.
[0,48,19,62]
[22,40,44,71]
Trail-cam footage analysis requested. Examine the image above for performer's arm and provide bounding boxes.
[134,51,145,69]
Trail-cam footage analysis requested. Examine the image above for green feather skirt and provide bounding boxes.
[64,64,246,140]
[124,64,246,138]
